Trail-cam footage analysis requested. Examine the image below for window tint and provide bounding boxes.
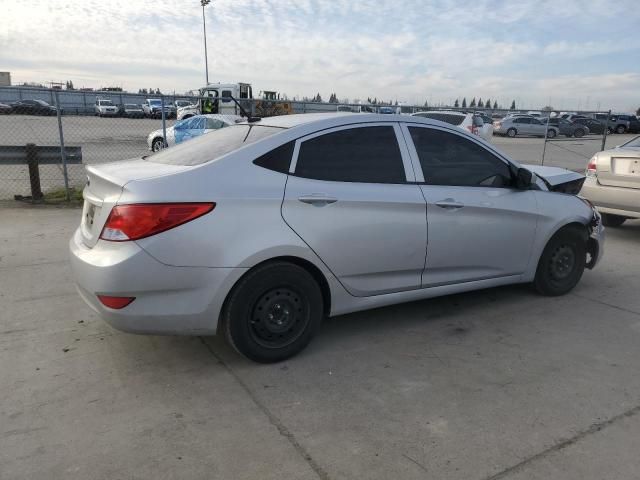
[147,125,283,166]
[295,126,406,183]
[205,118,225,129]
[409,127,512,188]
[417,112,466,126]
[515,117,532,124]
[253,141,294,174]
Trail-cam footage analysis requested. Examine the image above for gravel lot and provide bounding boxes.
[0,114,635,198]
[1,201,640,478]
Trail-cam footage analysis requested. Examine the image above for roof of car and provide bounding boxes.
[237,112,471,134]
[412,110,467,117]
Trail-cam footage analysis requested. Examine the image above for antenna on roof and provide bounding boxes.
[229,95,261,122]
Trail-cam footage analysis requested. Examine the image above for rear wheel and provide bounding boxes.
[223,262,323,363]
[507,128,517,138]
[534,226,587,296]
[616,125,626,134]
[601,213,626,227]
[546,129,557,138]
[574,129,585,138]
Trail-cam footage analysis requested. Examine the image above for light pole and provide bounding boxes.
[201,0,211,85]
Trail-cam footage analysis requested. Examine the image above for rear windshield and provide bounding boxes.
[146,124,284,166]
[418,113,465,126]
[621,136,640,148]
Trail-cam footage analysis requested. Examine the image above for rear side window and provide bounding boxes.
[147,125,283,166]
[418,113,465,126]
[253,142,294,174]
[205,118,225,129]
[295,126,406,184]
[409,127,512,188]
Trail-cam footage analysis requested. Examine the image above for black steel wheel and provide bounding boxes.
[223,262,323,363]
[151,137,165,152]
[534,226,587,296]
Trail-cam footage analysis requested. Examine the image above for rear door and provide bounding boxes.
[402,124,538,286]
[514,117,534,134]
[282,123,427,296]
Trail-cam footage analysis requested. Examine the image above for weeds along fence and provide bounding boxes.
[0,86,623,202]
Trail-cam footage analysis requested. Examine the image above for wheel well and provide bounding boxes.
[217,256,332,334]
[552,222,589,241]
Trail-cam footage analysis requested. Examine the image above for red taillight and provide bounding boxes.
[97,295,135,309]
[467,125,479,135]
[586,157,597,177]
[100,203,215,241]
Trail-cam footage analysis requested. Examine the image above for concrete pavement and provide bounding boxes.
[1,205,640,479]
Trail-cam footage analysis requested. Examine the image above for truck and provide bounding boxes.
[177,82,291,120]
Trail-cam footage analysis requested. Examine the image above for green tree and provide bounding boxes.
[484,98,491,108]
[470,97,476,108]
[477,98,482,108]
[510,100,516,110]
[454,98,459,108]
[636,106,640,116]
[493,100,498,109]
[424,100,429,108]
[462,97,467,108]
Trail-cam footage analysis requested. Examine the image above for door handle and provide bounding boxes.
[435,199,464,210]
[298,194,338,206]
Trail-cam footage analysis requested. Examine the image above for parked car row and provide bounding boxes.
[2,99,59,115]
[493,112,640,138]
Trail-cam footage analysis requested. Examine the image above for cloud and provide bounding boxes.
[1,0,639,110]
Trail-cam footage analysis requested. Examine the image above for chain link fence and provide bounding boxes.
[1,86,632,202]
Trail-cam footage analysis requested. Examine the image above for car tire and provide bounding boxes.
[546,129,557,138]
[601,213,626,227]
[223,262,323,363]
[574,129,585,138]
[151,137,165,152]
[616,125,626,134]
[534,226,587,296]
[507,128,517,138]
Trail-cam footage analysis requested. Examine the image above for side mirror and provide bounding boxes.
[515,168,532,190]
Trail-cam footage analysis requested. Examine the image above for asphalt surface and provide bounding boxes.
[2,205,640,479]
[0,114,635,198]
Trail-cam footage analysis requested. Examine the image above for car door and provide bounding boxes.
[401,124,538,287]
[281,123,427,296]
[512,117,531,134]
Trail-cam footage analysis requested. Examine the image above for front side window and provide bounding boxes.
[408,127,512,188]
[295,126,406,184]
[205,118,225,129]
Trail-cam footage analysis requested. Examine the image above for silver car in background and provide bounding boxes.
[581,135,640,226]
[70,113,603,363]
[494,116,559,138]
[411,111,493,141]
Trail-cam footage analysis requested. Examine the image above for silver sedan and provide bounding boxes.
[70,113,604,362]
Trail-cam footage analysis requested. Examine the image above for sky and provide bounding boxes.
[1,0,639,111]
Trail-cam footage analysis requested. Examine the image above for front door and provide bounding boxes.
[282,124,427,297]
[402,124,539,287]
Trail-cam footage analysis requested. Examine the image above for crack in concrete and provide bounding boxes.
[570,292,640,317]
[199,338,330,480]
[481,403,640,480]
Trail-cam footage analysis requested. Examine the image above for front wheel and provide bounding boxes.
[546,129,557,138]
[151,137,165,152]
[601,213,626,227]
[507,128,517,138]
[534,226,587,296]
[616,125,626,134]
[223,262,323,363]
[574,129,585,138]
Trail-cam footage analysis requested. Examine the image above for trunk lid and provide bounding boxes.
[80,158,194,248]
[523,164,585,194]
[594,149,640,189]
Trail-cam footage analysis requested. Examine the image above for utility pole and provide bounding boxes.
[201,0,211,85]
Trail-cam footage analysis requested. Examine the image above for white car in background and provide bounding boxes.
[94,99,118,117]
[411,111,492,141]
[146,114,241,152]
